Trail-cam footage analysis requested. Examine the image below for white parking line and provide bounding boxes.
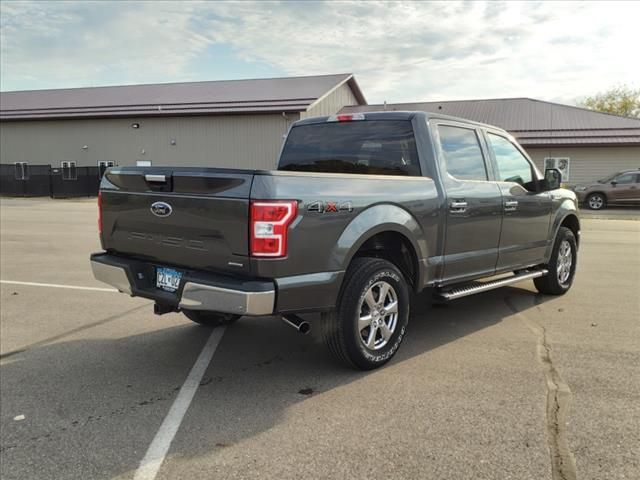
[0,280,117,292]
[134,326,227,480]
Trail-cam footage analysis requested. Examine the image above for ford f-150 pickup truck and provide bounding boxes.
[91,111,580,370]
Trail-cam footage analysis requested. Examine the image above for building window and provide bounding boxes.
[61,161,77,180]
[136,160,152,167]
[14,162,29,180]
[544,157,570,183]
[98,161,115,178]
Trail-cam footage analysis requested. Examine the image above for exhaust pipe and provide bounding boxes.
[282,314,311,334]
[154,303,175,316]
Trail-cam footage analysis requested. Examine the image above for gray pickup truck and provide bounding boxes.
[91,111,580,370]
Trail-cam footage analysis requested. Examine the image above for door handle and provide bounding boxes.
[450,200,468,213]
[504,200,518,212]
[145,174,167,183]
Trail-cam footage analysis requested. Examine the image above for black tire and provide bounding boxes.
[586,192,606,210]
[534,227,577,295]
[182,310,240,327]
[321,257,410,370]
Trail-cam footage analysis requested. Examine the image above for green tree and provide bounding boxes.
[579,85,640,118]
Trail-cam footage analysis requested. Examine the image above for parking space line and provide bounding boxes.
[0,280,117,292]
[133,326,227,480]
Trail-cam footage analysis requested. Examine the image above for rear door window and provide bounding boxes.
[279,120,421,176]
[437,125,488,181]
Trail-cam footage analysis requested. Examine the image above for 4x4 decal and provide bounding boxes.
[307,201,353,213]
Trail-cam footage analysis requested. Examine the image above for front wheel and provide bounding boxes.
[321,257,410,370]
[586,193,606,210]
[534,226,577,295]
[182,310,240,327]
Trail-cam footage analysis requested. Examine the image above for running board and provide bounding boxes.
[435,269,548,301]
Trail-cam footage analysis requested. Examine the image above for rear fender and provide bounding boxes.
[330,204,429,287]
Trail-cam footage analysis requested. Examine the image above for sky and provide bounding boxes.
[1,0,638,105]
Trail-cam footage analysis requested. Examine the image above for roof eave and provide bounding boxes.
[0,106,307,121]
[304,74,367,113]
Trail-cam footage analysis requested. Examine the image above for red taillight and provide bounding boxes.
[97,192,103,235]
[250,200,297,257]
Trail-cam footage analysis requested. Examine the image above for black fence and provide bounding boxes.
[0,164,100,198]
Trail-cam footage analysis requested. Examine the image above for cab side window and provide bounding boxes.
[438,125,488,181]
[487,133,534,189]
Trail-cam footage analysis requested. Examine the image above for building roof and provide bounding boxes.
[342,98,640,147]
[0,74,366,121]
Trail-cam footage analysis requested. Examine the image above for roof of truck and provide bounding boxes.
[295,110,511,134]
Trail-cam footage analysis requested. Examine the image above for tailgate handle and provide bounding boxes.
[145,174,167,183]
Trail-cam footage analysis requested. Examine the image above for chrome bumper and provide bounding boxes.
[90,261,132,295]
[90,259,275,316]
[178,282,274,315]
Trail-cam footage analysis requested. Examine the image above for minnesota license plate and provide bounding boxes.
[156,267,182,292]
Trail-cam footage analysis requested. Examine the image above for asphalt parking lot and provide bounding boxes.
[1,198,639,480]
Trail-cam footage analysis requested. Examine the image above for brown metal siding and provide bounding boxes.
[0,114,297,169]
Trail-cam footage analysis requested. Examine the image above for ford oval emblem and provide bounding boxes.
[150,201,172,218]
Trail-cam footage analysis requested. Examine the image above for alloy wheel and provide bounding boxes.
[557,240,573,285]
[358,281,398,350]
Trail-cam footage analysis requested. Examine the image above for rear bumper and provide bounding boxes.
[90,253,275,316]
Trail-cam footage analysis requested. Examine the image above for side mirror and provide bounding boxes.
[611,181,617,186]
[543,168,562,191]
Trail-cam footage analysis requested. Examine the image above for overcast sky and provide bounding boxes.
[1,0,638,105]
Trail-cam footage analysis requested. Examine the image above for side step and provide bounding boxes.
[435,269,548,301]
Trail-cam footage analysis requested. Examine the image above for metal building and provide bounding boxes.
[0,74,366,172]
[344,98,640,184]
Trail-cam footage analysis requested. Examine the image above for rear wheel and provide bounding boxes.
[586,193,606,210]
[182,310,240,327]
[534,226,577,295]
[321,257,410,370]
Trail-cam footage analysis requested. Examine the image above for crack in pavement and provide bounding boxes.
[504,297,577,480]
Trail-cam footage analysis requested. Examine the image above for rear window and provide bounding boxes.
[278,120,421,176]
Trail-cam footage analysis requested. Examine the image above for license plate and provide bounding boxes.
[156,267,182,292]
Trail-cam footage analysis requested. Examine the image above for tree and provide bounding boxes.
[579,85,640,118]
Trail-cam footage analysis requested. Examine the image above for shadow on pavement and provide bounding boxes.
[0,285,550,479]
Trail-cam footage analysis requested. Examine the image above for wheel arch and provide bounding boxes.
[560,213,581,248]
[332,204,429,292]
[545,208,581,261]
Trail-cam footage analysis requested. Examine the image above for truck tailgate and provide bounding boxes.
[100,167,254,275]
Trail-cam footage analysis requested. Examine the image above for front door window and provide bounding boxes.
[487,133,535,190]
